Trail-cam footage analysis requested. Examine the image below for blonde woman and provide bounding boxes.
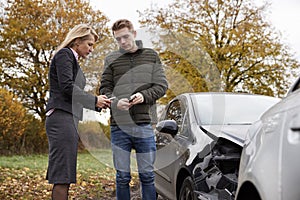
[45,24,110,200]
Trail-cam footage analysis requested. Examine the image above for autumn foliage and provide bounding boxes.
[0,88,29,154]
[0,0,111,122]
[139,0,300,98]
[0,88,47,155]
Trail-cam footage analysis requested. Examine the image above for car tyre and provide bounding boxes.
[179,176,197,200]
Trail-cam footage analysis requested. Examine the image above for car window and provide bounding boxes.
[165,99,189,137]
[165,100,183,124]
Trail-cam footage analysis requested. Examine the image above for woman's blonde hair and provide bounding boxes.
[56,24,99,53]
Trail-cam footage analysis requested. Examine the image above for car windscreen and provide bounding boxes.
[191,94,280,125]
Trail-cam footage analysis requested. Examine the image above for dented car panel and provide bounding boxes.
[154,92,280,200]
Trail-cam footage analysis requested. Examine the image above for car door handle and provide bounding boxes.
[288,115,300,144]
[290,113,300,132]
[290,127,300,132]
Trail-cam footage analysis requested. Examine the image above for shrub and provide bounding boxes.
[0,88,29,154]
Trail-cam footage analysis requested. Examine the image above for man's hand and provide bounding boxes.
[117,98,131,110]
[129,92,144,105]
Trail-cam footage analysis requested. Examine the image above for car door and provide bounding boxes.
[281,80,300,200]
[154,97,191,199]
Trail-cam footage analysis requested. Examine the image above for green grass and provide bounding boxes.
[0,154,48,169]
[0,150,113,169]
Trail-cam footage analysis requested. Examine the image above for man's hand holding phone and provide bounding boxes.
[129,95,136,103]
[116,93,144,110]
[129,93,144,105]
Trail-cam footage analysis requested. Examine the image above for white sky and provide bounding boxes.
[268,0,300,61]
[89,0,300,62]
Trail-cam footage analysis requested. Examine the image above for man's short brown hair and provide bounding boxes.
[112,19,134,33]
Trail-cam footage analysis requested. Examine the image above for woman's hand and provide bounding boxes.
[96,95,111,109]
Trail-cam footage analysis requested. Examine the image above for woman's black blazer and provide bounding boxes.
[46,48,97,120]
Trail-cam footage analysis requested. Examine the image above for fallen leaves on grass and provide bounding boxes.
[0,166,119,199]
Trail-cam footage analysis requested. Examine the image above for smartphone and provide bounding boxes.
[129,96,136,103]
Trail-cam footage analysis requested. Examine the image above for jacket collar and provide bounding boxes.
[70,48,79,61]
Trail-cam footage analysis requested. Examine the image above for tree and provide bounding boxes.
[0,0,112,122]
[139,0,300,98]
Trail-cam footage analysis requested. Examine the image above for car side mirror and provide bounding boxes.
[156,120,178,136]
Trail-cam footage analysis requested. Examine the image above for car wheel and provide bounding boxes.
[179,176,197,200]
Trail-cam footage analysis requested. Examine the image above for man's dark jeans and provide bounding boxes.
[111,124,156,200]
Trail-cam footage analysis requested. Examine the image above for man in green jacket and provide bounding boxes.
[100,19,168,200]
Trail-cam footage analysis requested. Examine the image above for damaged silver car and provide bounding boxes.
[154,92,280,200]
[235,77,300,200]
